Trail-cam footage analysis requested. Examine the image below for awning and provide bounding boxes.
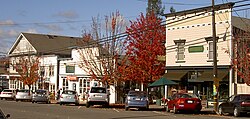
[162,70,188,81]
[149,77,177,87]
[194,70,229,82]
[163,69,229,82]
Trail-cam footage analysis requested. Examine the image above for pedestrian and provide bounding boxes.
[56,88,62,100]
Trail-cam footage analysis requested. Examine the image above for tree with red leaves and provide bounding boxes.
[15,56,39,92]
[232,31,250,85]
[119,12,165,85]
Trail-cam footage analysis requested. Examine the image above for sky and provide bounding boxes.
[0,0,249,55]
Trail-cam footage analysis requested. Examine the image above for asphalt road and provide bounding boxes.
[0,100,249,119]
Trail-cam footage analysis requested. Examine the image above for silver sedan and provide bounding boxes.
[59,90,79,106]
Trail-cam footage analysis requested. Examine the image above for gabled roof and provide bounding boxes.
[163,2,234,18]
[232,16,250,32]
[8,32,82,56]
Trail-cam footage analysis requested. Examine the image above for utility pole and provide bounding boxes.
[212,0,219,112]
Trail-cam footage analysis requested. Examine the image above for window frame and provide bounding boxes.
[174,39,186,62]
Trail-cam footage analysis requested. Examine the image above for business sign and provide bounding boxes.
[188,45,204,53]
[66,65,75,73]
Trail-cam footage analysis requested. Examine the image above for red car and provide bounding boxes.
[166,93,202,113]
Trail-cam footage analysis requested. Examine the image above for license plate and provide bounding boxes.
[187,100,193,103]
[66,96,71,98]
[95,95,102,98]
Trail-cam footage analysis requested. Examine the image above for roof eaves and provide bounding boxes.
[162,2,234,18]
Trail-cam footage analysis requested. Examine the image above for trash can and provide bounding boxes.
[156,99,161,106]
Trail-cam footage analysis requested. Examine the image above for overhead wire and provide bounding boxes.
[3,1,250,55]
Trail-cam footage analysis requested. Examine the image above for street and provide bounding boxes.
[1,100,249,119]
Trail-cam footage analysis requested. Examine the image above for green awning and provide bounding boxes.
[149,77,178,87]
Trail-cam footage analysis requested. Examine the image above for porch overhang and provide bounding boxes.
[162,70,187,81]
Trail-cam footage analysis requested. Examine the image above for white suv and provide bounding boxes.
[0,89,16,100]
[86,87,109,108]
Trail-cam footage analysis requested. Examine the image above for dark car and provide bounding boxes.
[166,93,202,114]
[125,91,149,111]
[32,89,50,104]
[218,94,250,117]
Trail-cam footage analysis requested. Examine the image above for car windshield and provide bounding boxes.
[63,90,76,95]
[179,93,198,98]
[18,90,29,93]
[128,91,147,97]
[90,87,106,93]
[35,90,47,94]
[2,89,12,92]
[240,95,250,101]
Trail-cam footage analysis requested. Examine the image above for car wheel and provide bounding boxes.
[1,98,3,100]
[60,102,63,105]
[234,107,240,117]
[173,105,178,114]
[218,106,224,115]
[16,99,18,102]
[125,107,129,111]
[32,101,34,103]
[75,103,79,106]
[86,102,90,108]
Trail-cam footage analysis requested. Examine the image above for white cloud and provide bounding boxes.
[0,20,15,26]
[25,29,37,33]
[54,10,79,19]
[0,29,19,39]
[36,24,63,32]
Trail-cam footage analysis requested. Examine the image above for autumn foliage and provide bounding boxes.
[15,56,40,90]
[232,31,250,85]
[118,13,165,84]
[78,11,126,85]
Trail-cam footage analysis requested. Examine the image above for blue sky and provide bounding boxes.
[0,0,248,54]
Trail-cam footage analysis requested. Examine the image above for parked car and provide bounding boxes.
[218,94,250,117]
[0,89,16,100]
[15,89,32,102]
[59,90,79,106]
[32,89,50,104]
[86,87,109,108]
[125,90,149,111]
[166,93,202,113]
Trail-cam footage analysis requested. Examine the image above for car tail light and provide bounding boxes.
[177,99,185,104]
[74,95,77,99]
[241,101,250,106]
[128,97,132,100]
[60,95,63,98]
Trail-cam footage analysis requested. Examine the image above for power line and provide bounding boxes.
[136,0,210,6]
[234,0,250,4]
[0,15,138,27]
[4,2,249,55]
